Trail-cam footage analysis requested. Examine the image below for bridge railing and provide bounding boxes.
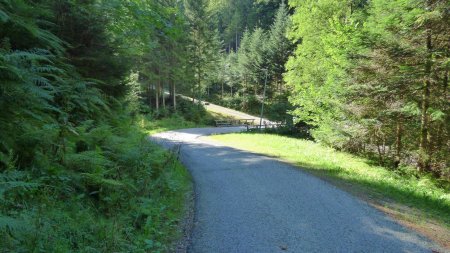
[215,119,287,131]
[246,122,286,130]
[215,119,256,127]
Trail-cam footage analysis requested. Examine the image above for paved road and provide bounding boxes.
[151,127,443,253]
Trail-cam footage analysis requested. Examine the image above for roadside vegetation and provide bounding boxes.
[210,133,450,230]
[1,116,192,252]
[0,1,209,252]
[142,98,216,135]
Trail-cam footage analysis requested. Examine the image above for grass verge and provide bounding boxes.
[209,133,450,248]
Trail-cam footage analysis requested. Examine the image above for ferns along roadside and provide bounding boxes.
[0,0,190,251]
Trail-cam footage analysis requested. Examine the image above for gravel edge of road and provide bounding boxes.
[173,183,195,253]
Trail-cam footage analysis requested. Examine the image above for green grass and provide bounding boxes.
[210,133,450,228]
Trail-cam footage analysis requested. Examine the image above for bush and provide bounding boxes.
[177,97,213,125]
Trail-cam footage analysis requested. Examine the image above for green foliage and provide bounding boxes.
[211,2,293,122]
[139,96,217,135]
[286,0,449,175]
[0,117,191,252]
[266,1,292,83]
[211,93,292,122]
[209,0,280,51]
[0,0,193,252]
[286,0,359,136]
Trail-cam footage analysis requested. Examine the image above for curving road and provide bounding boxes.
[151,127,443,253]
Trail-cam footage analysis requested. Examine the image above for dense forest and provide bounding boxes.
[0,0,201,251]
[286,0,449,177]
[211,0,449,178]
[197,0,449,178]
[0,0,449,252]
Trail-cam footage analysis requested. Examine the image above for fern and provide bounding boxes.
[0,215,29,233]
[0,0,193,251]
[0,150,15,170]
[64,151,112,172]
[0,0,64,53]
[81,173,124,187]
[6,50,53,63]
[0,9,9,23]
[0,170,39,200]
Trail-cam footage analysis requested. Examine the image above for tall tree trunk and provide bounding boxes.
[155,68,160,112]
[418,25,432,172]
[155,81,160,112]
[147,83,152,107]
[162,81,166,109]
[394,117,403,168]
[235,29,238,51]
[435,70,448,152]
[377,141,384,166]
[192,82,195,103]
[197,67,201,105]
[169,80,173,106]
[244,75,247,97]
[172,81,177,111]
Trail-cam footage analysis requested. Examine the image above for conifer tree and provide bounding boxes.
[184,0,217,101]
[266,1,292,94]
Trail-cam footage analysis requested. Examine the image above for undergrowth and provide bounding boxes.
[0,116,191,252]
[142,98,217,134]
[142,114,207,135]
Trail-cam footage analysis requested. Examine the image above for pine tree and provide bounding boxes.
[286,0,448,173]
[184,0,217,102]
[363,0,449,173]
[266,1,292,95]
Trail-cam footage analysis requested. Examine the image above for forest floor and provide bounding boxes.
[209,133,450,251]
[151,127,445,252]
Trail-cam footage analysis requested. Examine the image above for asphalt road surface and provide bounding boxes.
[151,127,443,253]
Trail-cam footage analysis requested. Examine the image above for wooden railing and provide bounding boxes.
[214,119,287,131]
[246,122,286,130]
[215,119,256,127]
